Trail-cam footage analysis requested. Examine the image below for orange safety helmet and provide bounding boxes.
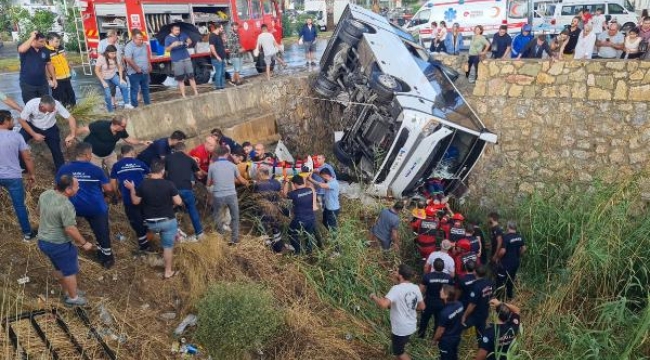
[457,238,471,252]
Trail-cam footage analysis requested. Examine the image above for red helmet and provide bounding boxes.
[457,239,471,252]
[425,205,437,218]
[452,213,465,221]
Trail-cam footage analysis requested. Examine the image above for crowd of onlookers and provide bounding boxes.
[420,9,650,82]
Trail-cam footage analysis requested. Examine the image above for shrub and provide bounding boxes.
[195,282,284,359]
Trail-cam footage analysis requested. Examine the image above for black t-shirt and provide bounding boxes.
[209,33,227,59]
[449,226,466,242]
[491,33,512,58]
[165,151,199,190]
[136,178,179,219]
[474,226,486,252]
[439,301,464,339]
[254,179,282,202]
[490,225,504,257]
[421,271,453,306]
[479,313,521,360]
[84,120,129,157]
[501,232,525,268]
[288,187,315,222]
[467,235,481,254]
[468,277,494,322]
[564,28,582,54]
[458,273,477,307]
[20,46,51,86]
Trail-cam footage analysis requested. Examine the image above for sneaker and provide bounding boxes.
[306,61,310,66]
[196,233,207,241]
[222,224,232,232]
[64,296,88,307]
[124,104,134,110]
[60,290,86,300]
[181,235,199,243]
[23,231,37,242]
[228,81,236,86]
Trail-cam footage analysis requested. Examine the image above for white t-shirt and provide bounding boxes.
[426,251,455,275]
[256,32,277,56]
[385,283,423,336]
[20,98,71,130]
[592,14,606,34]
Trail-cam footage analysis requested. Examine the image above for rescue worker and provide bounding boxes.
[458,259,478,309]
[487,212,504,268]
[453,239,478,280]
[465,225,482,261]
[475,299,522,360]
[461,265,494,346]
[283,175,320,254]
[433,285,464,360]
[472,220,488,265]
[253,167,283,252]
[449,213,466,242]
[418,258,453,338]
[411,205,440,261]
[496,221,527,300]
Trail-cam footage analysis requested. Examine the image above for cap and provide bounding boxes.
[441,240,453,251]
[452,213,465,221]
[523,24,532,32]
[457,239,471,251]
[412,208,426,220]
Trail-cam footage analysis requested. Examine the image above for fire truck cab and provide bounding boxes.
[78,0,283,84]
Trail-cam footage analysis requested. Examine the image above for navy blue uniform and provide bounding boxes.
[437,301,464,360]
[490,225,503,260]
[458,273,477,308]
[287,187,319,254]
[137,137,171,166]
[110,157,151,250]
[497,232,525,300]
[418,271,453,338]
[449,226,465,242]
[479,313,521,360]
[465,277,494,345]
[254,179,283,252]
[474,226,487,264]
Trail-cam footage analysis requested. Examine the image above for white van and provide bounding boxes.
[552,0,639,32]
[403,0,530,43]
[304,0,328,31]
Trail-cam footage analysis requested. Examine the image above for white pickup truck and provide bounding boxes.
[312,4,497,199]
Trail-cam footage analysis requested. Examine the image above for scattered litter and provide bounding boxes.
[173,314,197,336]
[159,311,177,321]
[112,274,118,281]
[50,289,55,295]
[140,304,150,311]
[98,276,104,281]
[114,232,126,242]
[345,333,353,341]
[17,276,29,285]
[99,304,114,325]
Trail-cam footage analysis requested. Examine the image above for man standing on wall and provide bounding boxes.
[299,18,318,66]
[209,23,227,91]
[256,24,288,81]
[165,24,199,98]
[227,22,244,85]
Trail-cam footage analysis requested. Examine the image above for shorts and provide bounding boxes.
[303,41,315,53]
[38,240,79,277]
[264,53,276,66]
[231,57,243,73]
[146,218,178,249]
[391,333,411,356]
[172,58,194,81]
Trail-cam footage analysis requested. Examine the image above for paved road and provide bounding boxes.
[0,39,328,110]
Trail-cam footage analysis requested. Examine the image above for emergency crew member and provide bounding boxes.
[56,142,115,269]
[283,174,320,254]
[46,32,76,107]
[449,213,466,242]
[253,167,284,252]
[433,285,464,360]
[496,221,527,300]
[465,225,482,260]
[475,299,522,360]
[458,259,478,309]
[418,258,453,338]
[189,136,218,176]
[453,239,478,280]
[412,205,440,261]
[487,212,504,267]
[110,145,152,251]
[461,265,494,346]
[138,130,187,166]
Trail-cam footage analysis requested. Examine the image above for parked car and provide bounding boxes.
[312,4,497,199]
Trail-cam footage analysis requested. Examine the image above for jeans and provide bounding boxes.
[128,73,151,107]
[84,212,113,262]
[123,203,150,250]
[211,59,225,89]
[0,178,32,235]
[212,193,239,243]
[20,124,65,172]
[231,57,243,73]
[179,189,203,236]
[289,219,320,254]
[146,218,178,249]
[102,74,130,112]
[322,208,340,231]
[20,81,50,104]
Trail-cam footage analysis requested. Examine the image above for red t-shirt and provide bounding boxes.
[189,144,212,173]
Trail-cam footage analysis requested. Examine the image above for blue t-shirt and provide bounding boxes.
[313,163,336,195]
[458,273,477,308]
[438,301,464,339]
[323,178,340,211]
[137,137,171,166]
[254,179,281,202]
[20,47,51,86]
[288,187,315,222]
[468,278,494,323]
[421,271,453,307]
[501,232,525,268]
[56,161,109,217]
[110,157,150,206]
[164,33,191,62]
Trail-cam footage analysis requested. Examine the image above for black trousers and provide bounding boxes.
[20,81,50,104]
[51,78,76,107]
[83,212,113,262]
[124,203,150,250]
[418,302,443,338]
[20,124,65,172]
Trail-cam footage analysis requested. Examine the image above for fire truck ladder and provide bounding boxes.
[63,0,93,75]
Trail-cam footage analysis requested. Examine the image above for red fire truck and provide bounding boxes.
[77,0,283,84]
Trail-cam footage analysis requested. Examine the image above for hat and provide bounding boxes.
[412,208,426,220]
[457,239,471,251]
[441,240,453,251]
[452,213,465,221]
[523,24,532,32]
[425,206,437,218]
